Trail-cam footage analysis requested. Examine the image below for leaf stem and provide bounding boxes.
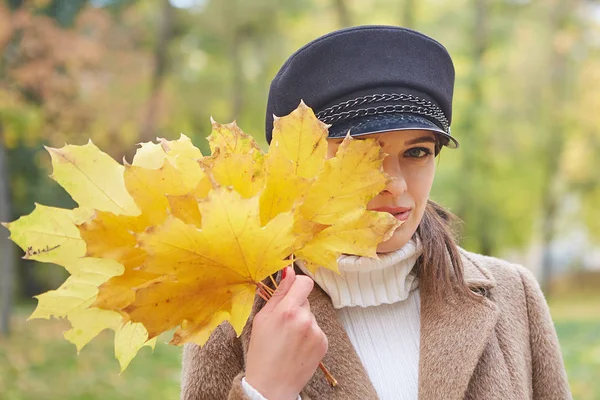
[269,274,278,289]
[319,362,338,387]
[256,286,270,302]
[258,281,275,295]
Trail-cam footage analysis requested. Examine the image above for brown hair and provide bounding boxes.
[415,199,471,297]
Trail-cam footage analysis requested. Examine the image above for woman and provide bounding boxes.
[180,26,571,400]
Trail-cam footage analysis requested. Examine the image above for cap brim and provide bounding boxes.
[327,114,459,149]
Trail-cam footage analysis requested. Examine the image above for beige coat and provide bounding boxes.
[180,249,571,400]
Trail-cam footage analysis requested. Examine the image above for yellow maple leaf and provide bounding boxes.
[167,193,202,228]
[259,101,328,225]
[203,119,265,198]
[114,321,158,370]
[93,268,163,312]
[296,209,399,273]
[80,135,210,312]
[122,188,295,344]
[2,205,154,371]
[300,136,390,225]
[29,257,123,320]
[46,141,140,216]
[3,102,399,371]
[2,204,92,262]
[269,101,329,179]
[79,211,147,268]
[132,134,212,199]
[132,134,202,168]
[124,162,191,224]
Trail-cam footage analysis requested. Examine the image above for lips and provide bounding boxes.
[371,206,412,222]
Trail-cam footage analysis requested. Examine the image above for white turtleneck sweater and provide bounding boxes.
[242,240,422,400]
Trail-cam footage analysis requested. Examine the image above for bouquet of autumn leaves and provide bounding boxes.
[3,102,400,373]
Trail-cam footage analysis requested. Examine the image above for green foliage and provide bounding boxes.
[555,320,600,400]
[0,307,182,399]
[40,0,89,27]
[5,0,23,10]
[549,286,600,400]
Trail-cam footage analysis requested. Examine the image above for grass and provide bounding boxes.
[1,290,598,400]
[0,307,182,400]
[548,287,600,400]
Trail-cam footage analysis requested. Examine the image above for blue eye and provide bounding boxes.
[404,147,432,158]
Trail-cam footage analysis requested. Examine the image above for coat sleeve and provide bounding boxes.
[180,322,250,400]
[518,267,572,400]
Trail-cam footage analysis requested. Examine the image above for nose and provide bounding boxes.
[382,154,407,196]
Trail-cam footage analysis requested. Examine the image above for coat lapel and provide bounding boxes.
[300,285,379,399]
[418,250,499,400]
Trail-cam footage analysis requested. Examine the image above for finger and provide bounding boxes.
[277,275,314,310]
[300,298,310,313]
[262,267,295,312]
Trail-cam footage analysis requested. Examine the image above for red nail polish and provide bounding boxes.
[282,268,287,280]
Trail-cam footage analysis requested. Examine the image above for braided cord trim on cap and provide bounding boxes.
[315,93,450,132]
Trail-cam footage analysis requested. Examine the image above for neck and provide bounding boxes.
[298,239,423,308]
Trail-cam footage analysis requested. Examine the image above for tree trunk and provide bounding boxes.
[455,0,492,254]
[333,0,352,27]
[230,29,244,120]
[472,0,494,256]
[0,124,15,336]
[539,0,574,295]
[139,0,174,145]
[402,0,416,28]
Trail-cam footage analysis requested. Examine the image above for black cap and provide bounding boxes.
[265,25,458,149]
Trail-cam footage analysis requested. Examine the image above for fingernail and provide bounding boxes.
[282,267,287,280]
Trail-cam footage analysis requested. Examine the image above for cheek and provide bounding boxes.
[406,162,435,207]
[376,161,435,253]
[406,162,436,234]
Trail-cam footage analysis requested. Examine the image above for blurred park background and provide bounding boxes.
[0,0,599,398]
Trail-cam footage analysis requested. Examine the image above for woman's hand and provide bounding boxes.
[245,267,328,400]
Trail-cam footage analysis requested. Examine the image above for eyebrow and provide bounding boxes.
[404,136,437,145]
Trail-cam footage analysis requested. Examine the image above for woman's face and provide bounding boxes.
[327,130,437,253]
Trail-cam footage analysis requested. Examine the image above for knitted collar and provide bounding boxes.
[298,239,423,309]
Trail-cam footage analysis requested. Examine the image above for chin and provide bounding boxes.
[376,222,416,254]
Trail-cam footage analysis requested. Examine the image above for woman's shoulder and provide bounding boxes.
[457,248,554,328]
[457,247,542,298]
